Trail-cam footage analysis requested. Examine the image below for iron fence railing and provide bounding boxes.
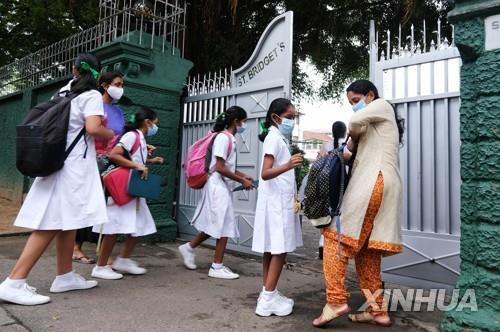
[0,0,186,97]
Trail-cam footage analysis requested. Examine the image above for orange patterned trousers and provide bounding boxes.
[323,172,386,315]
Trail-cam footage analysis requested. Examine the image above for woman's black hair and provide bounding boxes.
[346,79,405,144]
[213,106,247,132]
[124,107,158,133]
[332,121,347,149]
[98,71,123,95]
[258,98,294,142]
[71,53,101,94]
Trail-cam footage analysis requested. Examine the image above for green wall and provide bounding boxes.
[0,32,192,240]
[442,1,500,331]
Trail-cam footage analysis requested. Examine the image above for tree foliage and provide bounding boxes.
[0,0,452,100]
[0,0,99,67]
[186,0,452,99]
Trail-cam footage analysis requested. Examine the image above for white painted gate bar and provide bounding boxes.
[369,20,462,289]
[177,12,293,254]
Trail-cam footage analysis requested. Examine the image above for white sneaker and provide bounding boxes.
[208,266,239,280]
[0,282,50,306]
[178,243,197,270]
[258,288,294,306]
[91,265,123,280]
[276,290,294,306]
[255,291,293,317]
[112,257,146,275]
[50,272,98,293]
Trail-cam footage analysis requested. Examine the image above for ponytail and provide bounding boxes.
[390,102,405,146]
[71,53,101,94]
[331,121,347,149]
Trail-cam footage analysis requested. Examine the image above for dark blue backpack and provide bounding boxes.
[303,144,348,227]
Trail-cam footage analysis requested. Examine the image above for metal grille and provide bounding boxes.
[369,19,462,289]
[0,0,186,97]
[183,69,232,124]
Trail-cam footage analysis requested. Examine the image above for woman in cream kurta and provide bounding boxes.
[339,99,403,254]
[314,80,403,328]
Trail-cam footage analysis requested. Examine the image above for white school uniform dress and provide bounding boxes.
[252,126,303,254]
[14,84,108,230]
[190,132,239,239]
[93,130,157,237]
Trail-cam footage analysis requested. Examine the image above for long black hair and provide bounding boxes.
[124,107,158,134]
[258,98,294,142]
[71,53,101,94]
[98,71,123,95]
[213,106,247,132]
[346,79,405,144]
[332,121,347,149]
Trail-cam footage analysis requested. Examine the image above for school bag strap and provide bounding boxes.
[204,130,233,172]
[64,128,87,159]
[130,130,142,156]
[117,130,142,161]
[58,89,88,160]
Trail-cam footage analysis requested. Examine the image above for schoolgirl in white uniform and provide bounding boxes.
[0,53,114,306]
[91,107,164,280]
[178,106,255,280]
[252,98,304,317]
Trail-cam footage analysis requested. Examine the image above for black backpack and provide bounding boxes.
[303,144,349,227]
[16,90,86,177]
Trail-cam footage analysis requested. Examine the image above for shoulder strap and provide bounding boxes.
[130,130,141,155]
[64,128,86,159]
[222,130,233,157]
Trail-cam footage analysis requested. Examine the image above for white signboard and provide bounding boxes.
[485,14,500,51]
[232,12,293,94]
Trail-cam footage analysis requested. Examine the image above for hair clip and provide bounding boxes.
[260,120,269,134]
[130,114,136,123]
[217,112,226,120]
[79,61,99,79]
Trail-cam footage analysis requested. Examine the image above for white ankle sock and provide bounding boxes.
[185,243,194,252]
[55,271,74,281]
[211,263,223,270]
[262,289,276,301]
[3,277,26,288]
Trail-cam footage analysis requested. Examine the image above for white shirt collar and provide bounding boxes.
[269,125,289,143]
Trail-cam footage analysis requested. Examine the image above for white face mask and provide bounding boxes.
[107,86,124,101]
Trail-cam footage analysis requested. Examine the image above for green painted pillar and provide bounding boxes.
[442,1,500,331]
[94,32,192,241]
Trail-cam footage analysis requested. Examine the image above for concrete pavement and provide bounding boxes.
[0,232,443,332]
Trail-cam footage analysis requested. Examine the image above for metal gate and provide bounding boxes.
[177,12,293,254]
[369,20,462,289]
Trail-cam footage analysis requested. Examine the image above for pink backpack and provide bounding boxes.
[184,130,233,189]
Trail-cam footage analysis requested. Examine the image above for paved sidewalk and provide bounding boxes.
[0,198,28,235]
[0,235,443,332]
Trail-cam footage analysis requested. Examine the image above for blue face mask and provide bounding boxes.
[147,124,158,137]
[352,99,367,112]
[236,122,247,134]
[278,118,295,136]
